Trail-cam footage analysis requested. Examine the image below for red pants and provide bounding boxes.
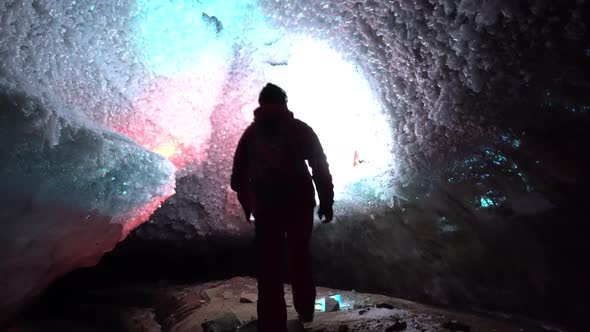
[254,205,316,332]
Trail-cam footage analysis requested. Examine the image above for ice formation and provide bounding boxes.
[0,89,176,232]
[0,87,176,323]
[0,0,178,321]
[257,37,395,200]
[1,0,587,199]
[128,0,397,199]
[0,0,588,324]
[258,0,588,178]
[1,0,397,203]
[0,0,585,241]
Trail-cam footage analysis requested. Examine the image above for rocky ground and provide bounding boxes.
[9,277,566,332]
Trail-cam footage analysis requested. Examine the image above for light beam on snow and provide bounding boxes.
[261,37,395,199]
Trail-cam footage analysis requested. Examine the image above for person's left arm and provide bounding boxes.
[231,126,254,221]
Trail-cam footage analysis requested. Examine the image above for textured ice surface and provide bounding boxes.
[0,0,212,171]
[0,88,176,234]
[253,36,395,200]
[0,0,586,230]
[0,1,586,326]
[0,87,175,323]
[258,0,588,180]
[0,0,397,207]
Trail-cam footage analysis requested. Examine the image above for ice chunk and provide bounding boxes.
[0,89,175,323]
[0,90,176,229]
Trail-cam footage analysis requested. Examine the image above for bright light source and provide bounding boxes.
[130,1,396,202]
[262,37,395,199]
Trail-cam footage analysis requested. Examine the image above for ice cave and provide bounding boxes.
[1,0,589,331]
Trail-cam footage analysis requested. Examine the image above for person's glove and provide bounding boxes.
[318,203,334,224]
[237,191,254,223]
[241,205,253,223]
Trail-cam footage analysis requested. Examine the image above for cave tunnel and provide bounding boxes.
[1,0,589,331]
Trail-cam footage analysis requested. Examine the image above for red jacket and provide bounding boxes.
[231,105,334,212]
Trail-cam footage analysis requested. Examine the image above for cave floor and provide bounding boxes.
[13,277,561,332]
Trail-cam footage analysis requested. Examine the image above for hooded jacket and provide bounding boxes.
[231,104,334,210]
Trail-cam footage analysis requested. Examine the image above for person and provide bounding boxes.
[231,83,334,332]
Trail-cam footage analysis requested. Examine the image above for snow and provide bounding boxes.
[0,0,583,233]
[0,86,175,324]
[0,0,398,209]
[0,87,176,234]
[258,0,587,182]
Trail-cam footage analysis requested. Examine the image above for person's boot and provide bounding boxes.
[287,319,305,331]
[298,312,314,324]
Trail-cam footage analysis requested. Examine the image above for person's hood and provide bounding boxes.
[253,104,294,124]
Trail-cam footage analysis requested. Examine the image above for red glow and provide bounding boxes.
[121,194,171,238]
[112,72,227,170]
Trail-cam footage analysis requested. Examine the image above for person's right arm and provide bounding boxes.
[300,122,334,222]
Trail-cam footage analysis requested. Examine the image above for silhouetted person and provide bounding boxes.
[231,83,334,332]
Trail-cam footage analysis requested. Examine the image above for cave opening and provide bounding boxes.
[2,0,590,331]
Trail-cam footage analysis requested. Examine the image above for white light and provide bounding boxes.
[262,37,394,199]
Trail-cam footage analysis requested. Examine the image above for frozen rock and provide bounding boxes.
[325,297,340,312]
[202,312,241,332]
[203,286,225,301]
[239,292,257,304]
[0,90,175,324]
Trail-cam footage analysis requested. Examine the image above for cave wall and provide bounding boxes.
[126,0,590,325]
[258,0,589,177]
[1,0,589,328]
[0,87,175,325]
